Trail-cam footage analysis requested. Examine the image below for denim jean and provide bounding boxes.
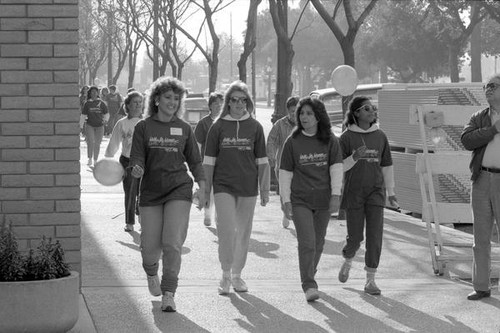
[471,171,500,291]
[343,204,384,269]
[139,200,191,294]
[85,125,104,160]
[292,205,330,292]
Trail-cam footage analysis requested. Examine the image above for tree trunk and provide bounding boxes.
[470,10,482,82]
[273,38,294,123]
[449,43,460,83]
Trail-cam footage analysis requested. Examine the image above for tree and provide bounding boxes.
[427,0,486,82]
[310,0,378,116]
[237,0,262,83]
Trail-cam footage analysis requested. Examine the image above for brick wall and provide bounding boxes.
[0,0,81,272]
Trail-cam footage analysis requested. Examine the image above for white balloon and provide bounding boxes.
[331,65,358,96]
[93,158,124,186]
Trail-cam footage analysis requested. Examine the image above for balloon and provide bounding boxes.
[331,65,358,96]
[93,158,125,186]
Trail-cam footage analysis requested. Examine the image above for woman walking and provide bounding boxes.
[82,86,108,167]
[129,76,205,312]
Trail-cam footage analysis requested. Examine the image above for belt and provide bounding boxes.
[481,166,500,173]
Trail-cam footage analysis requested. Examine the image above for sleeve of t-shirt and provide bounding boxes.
[379,131,393,167]
[203,121,219,166]
[129,120,146,168]
[194,119,207,145]
[279,137,294,172]
[254,122,268,164]
[184,125,205,182]
[329,136,343,165]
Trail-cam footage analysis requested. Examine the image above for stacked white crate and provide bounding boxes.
[377,83,486,215]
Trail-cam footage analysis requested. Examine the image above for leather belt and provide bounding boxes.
[481,166,500,173]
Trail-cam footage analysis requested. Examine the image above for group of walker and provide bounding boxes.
[80,73,500,313]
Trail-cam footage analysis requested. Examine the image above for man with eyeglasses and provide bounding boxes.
[461,74,500,301]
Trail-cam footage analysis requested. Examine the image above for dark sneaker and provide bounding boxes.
[364,280,381,295]
[305,288,320,302]
[338,260,352,283]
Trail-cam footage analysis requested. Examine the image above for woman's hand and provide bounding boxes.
[196,190,205,211]
[130,165,144,178]
[283,202,293,220]
[388,195,399,209]
[329,195,340,215]
[353,145,367,161]
[260,190,269,206]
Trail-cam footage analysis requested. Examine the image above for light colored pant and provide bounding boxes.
[471,171,500,291]
[214,192,257,275]
[139,200,191,294]
[85,125,104,160]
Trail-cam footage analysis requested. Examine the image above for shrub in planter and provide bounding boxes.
[0,222,79,333]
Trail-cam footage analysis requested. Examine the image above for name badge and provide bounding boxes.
[170,127,183,136]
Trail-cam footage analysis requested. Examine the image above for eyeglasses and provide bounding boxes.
[483,82,500,91]
[355,104,377,113]
[229,97,247,104]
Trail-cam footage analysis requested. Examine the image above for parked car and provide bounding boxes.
[183,96,209,129]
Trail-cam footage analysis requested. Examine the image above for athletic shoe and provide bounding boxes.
[231,277,248,292]
[364,280,381,295]
[124,224,134,232]
[204,217,211,226]
[147,274,161,296]
[87,158,92,166]
[338,260,352,283]
[282,216,290,228]
[218,277,231,295]
[305,288,320,302]
[161,291,176,312]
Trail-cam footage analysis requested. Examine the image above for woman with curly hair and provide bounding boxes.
[129,76,205,312]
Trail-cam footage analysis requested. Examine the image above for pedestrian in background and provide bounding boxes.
[79,85,89,138]
[105,85,124,136]
[337,96,398,296]
[81,86,109,167]
[129,76,205,312]
[203,80,270,295]
[461,73,500,301]
[267,95,299,228]
[279,97,343,302]
[104,91,143,232]
[194,91,223,227]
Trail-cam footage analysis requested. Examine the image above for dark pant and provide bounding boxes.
[119,155,139,225]
[343,204,384,269]
[292,205,331,292]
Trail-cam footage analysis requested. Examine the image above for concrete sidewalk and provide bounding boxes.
[70,137,500,333]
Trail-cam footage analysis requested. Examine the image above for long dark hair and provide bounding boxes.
[344,96,376,127]
[292,97,332,144]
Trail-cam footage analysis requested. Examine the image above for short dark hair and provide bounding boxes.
[109,85,117,92]
[286,96,300,109]
[208,92,223,108]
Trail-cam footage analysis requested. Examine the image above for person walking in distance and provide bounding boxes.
[203,80,270,295]
[129,76,205,312]
[104,91,143,232]
[279,97,343,302]
[194,92,223,226]
[461,74,500,301]
[81,86,109,167]
[267,96,299,229]
[337,96,398,295]
[104,85,124,136]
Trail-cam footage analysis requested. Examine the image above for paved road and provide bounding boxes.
[70,106,500,333]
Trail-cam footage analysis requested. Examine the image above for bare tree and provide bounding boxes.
[80,0,107,85]
[237,0,262,83]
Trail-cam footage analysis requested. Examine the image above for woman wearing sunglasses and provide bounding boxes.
[203,80,270,295]
[337,96,398,295]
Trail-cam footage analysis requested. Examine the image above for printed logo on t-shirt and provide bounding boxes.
[148,136,179,153]
[221,137,252,151]
[359,149,379,163]
[299,152,328,167]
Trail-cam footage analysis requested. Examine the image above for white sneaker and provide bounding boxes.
[305,288,320,302]
[338,260,352,283]
[147,275,161,296]
[231,277,248,292]
[218,277,231,295]
[161,291,176,312]
[282,216,290,228]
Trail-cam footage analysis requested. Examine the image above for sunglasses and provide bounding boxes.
[229,97,247,104]
[355,104,377,113]
[483,82,500,91]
